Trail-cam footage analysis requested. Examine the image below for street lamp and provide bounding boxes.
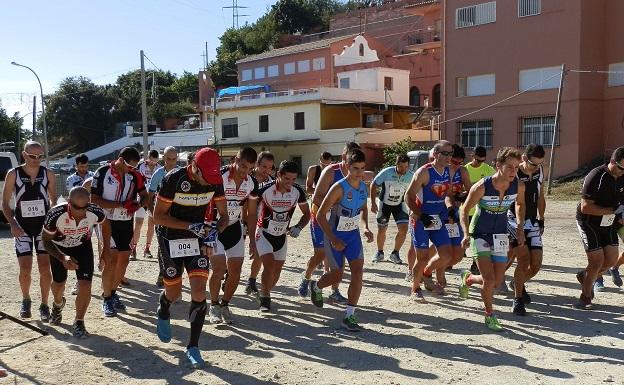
[11,61,49,165]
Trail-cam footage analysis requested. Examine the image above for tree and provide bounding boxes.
[382,137,418,167]
[0,102,26,149]
[171,71,199,104]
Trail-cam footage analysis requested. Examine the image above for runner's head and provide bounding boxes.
[395,154,410,175]
[234,147,257,178]
[451,144,466,168]
[118,147,141,173]
[75,153,89,175]
[192,147,222,186]
[147,149,159,166]
[432,140,453,167]
[609,147,624,177]
[22,140,44,165]
[68,186,90,216]
[346,149,366,180]
[341,142,361,162]
[495,147,522,181]
[320,151,332,168]
[471,145,487,166]
[277,160,299,190]
[256,151,274,180]
[163,146,178,170]
[523,144,545,170]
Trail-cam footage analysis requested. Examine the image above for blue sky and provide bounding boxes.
[0,0,276,120]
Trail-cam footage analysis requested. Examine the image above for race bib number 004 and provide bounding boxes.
[266,220,288,236]
[424,215,442,231]
[493,233,509,254]
[168,238,200,258]
[337,214,360,232]
[20,199,45,218]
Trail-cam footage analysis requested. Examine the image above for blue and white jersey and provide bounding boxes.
[373,166,414,206]
[149,166,180,193]
[66,171,94,192]
[328,178,368,236]
[471,176,518,235]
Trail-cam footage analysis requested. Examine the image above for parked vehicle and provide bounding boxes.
[0,152,18,223]
[407,150,431,172]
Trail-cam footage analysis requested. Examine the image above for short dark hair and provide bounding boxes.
[611,147,624,163]
[75,153,89,165]
[452,144,466,160]
[119,147,141,163]
[320,151,332,161]
[347,148,366,164]
[342,142,361,155]
[278,160,299,175]
[496,147,522,165]
[525,144,545,159]
[149,149,159,159]
[258,151,274,164]
[474,146,487,158]
[237,146,258,164]
[396,154,410,164]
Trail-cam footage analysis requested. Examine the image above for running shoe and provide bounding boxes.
[389,251,403,265]
[186,346,205,368]
[129,248,137,261]
[574,294,593,310]
[156,275,164,288]
[328,290,348,304]
[576,270,593,298]
[50,297,66,326]
[297,277,310,297]
[423,276,436,291]
[410,289,426,303]
[608,267,623,287]
[485,314,503,332]
[459,270,471,299]
[341,315,362,332]
[71,281,78,295]
[310,280,324,308]
[120,277,131,287]
[221,305,233,324]
[20,298,32,318]
[111,293,126,311]
[594,276,605,292]
[208,304,222,324]
[405,269,413,283]
[521,286,532,304]
[39,304,50,323]
[156,313,171,342]
[72,320,89,338]
[494,280,509,295]
[144,249,153,259]
[372,251,384,263]
[102,298,117,317]
[245,279,259,295]
[259,296,271,312]
[511,298,526,316]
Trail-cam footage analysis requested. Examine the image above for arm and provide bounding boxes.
[316,184,345,250]
[214,198,229,233]
[311,166,334,208]
[153,197,193,229]
[514,181,526,245]
[305,166,316,195]
[90,194,124,209]
[246,198,258,255]
[370,183,379,214]
[460,180,485,248]
[360,201,374,243]
[2,170,23,237]
[47,169,57,206]
[294,202,311,230]
[580,199,615,216]
[404,168,428,218]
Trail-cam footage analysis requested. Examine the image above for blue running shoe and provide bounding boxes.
[111,293,126,311]
[156,315,172,343]
[186,346,205,368]
[608,267,623,287]
[594,276,605,292]
[328,290,348,304]
[102,298,117,317]
[298,277,310,298]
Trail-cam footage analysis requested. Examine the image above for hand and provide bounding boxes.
[288,225,301,238]
[63,256,79,270]
[516,226,526,245]
[537,219,545,235]
[615,205,624,216]
[123,200,141,214]
[188,222,210,238]
[330,238,346,251]
[248,239,259,260]
[201,245,215,258]
[461,236,471,249]
[455,191,468,203]
[364,228,374,243]
[10,223,25,238]
[420,213,433,228]
[202,226,219,248]
[447,207,459,223]
[371,202,378,214]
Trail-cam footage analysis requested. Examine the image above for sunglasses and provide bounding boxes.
[71,203,89,211]
[527,158,544,167]
[25,152,44,160]
[123,160,137,169]
[616,161,624,171]
[437,151,453,157]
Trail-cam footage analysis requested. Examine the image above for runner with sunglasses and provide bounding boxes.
[2,140,56,321]
[42,187,110,337]
[574,147,624,310]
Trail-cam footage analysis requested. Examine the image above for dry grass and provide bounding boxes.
[548,177,583,201]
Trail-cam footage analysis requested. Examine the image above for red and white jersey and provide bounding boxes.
[91,163,145,221]
[256,181,307,237]
[137,161,158,186]
[219,165,259,224]
[44,203,106,248]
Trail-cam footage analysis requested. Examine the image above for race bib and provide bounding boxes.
[20,199,45,218]
[266,220,288,236]
[493,233,509,254]
[424,215,442,231]
[600,214,615,227]
[227,202,242,221]
[445,223,460,238]
[110,208,131,221]
[168,238,200,258]
[337,213,360,232]
[385,183,405,204]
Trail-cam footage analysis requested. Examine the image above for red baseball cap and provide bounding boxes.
[194,147,223,184]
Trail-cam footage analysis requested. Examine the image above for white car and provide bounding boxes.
[0,152,18,223]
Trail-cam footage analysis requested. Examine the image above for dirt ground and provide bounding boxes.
[0,199,623,385]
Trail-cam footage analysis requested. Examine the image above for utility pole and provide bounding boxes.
[32,95,36,136]
[140,50,149,161]
[223,0,248,29]
[546,63,566,195]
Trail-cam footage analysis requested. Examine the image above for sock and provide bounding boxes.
[485,311,493,317]
[220,299,229,307]
[248,277,256,284]
[392,250,399,254]
[345,305,355,318]
[378,250,384,254]
[54,300,64,308]
[158,291,172,319]
[188,300,207,348]
[111,289,116,297]
[313,281,322,292]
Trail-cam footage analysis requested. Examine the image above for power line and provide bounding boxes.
[142,53,162,72]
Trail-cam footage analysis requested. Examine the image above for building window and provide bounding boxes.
[259,115,269,133]
[432,84,441,109]
[267,64,279,77]
[410,86,420,106]
[241,69,252,81]
[518,0,540,17]
[519,66,561,91]
[608,62,624,87]
[284,62,295,75]
[384,76,393,91]
[457,74,495,97]
[297,60,310,73]
[359,43,365,56]
[457,77,467,97]
[254,67,265,79]
[458,120,493,148]
[222,118,238,138]
[456,1,496,28]
[520,116,558,146]
[294,112,305,130]
[339,77,350,89]
[312,57,325,71]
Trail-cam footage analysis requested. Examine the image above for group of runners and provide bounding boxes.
[3,139,624,368]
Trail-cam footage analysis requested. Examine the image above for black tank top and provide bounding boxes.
[312,165,322,188]
[13,165,50,235]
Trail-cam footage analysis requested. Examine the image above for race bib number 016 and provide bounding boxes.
[20,199,45,218]
[337,214,360,232]
[493,233,509,254]
[266,220,288,236]
[169,238,200,258]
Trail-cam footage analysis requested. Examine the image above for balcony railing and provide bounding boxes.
[407,31,441,46]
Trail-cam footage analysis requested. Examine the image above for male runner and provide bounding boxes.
[310,149,373,331]
[2,140,56,321]
[131,149,159,259]
[65,153,93,194]
[306,151,332,195]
